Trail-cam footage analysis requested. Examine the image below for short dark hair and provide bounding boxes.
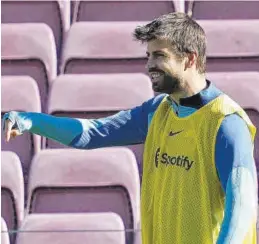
[133,12,206,74]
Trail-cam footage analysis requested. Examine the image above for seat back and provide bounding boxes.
[207,72,259,173]
[186,0,259,19]
[1,218,10,244]
[72,0,181,22]
[1,0,70,58]
[1,76,41,187]
[27,148,140,243]
[198,20,259,72]
[16,213,125,244]
[1,23,57,112]
[1,151,24,243]
[46,74,154,178]
[61,22,148,74]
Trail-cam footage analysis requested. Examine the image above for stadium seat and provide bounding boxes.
[16,213,125,244]
[207,72,259,177]
[26,148,140,244]
[1,151,24,244]
[1,0,70,57]
[198,20,259,72]
[72,0,183,22]
[1,218,10,244]
[186,0,259,19]
[61,22,148,74]
[46,73,154,178]
[1,76,41,188]
[1,23,57,112]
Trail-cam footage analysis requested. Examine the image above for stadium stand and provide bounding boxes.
[26,148,140,244]
[1,217,10,244]
[1,1,259,243]
[71,0,181,22]
[186,0,259,19]
[198,20,259,72]
[16,213,125,244]
[1,0,70,58]
[1,23,57,112]
[61,21,148,74]
[1,151,24,244]
[46,73,154,177]
[1,76,41,191]
[207,72,259,176]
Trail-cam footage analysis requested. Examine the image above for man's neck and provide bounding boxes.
[169,75,207,104]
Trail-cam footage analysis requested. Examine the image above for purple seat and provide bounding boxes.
[1,23,57,112]
[1,0,70,57]
[16,213,125,244]
[46,73,154,178]
[1,76,41,187]
[61,22,148,74]
[198,20,259,72]
[27,148,140,244]
[72,0,182,22]
[207,72,259,179]
[186,0,259,20]
[1,218,10,244]
[1,151,24,244]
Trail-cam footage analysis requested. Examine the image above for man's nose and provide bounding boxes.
[145,58,155,71]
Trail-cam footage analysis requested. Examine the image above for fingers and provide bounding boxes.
[3,112,22,142]
[10,129,21,139]
[5,120,13,142]
[5,120,21,142]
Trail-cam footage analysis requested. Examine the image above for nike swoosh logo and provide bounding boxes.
[169,130,183,137]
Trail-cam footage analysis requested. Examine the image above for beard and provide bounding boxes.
[152,72,182,94]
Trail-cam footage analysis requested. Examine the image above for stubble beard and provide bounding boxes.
[154,72,182,95]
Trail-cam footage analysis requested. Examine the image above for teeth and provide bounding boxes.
[151,72,162,79]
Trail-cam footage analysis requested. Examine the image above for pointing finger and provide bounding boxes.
[5,120,13,142]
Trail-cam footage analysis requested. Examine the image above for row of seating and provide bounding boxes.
[2,20,259,112]
[1,149,140,244]
[2,0,258,61]
[1,73,152,187]
[1,213,127,244]
[1,0,259,66]
[1,0,178,54]
[2,72,259,191]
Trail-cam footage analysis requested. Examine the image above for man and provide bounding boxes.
[3,13,258,244]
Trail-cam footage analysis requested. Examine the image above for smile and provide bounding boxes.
[150,72,163,79]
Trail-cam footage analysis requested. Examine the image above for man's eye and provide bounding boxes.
[155,53,164,57]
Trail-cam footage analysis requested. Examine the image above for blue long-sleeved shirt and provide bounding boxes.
[3,80,257,243]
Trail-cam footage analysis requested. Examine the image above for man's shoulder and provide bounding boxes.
[144,93,167,113]
[217,113,253,160]
[219,113,250,136]
[141,94,167,127]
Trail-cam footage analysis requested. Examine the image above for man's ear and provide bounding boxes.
[184,52,197,70]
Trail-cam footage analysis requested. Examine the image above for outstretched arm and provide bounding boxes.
[3,94,165,149]
[216,114,257,244]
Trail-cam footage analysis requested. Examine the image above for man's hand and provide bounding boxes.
[2,112,23,142]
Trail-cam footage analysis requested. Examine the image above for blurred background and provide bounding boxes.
[1,1,259,244]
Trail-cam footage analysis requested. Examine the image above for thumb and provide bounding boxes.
[10,129,22,139]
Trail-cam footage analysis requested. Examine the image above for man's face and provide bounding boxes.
[146,39,185,94]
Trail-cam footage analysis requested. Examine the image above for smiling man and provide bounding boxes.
[3,13,258,244]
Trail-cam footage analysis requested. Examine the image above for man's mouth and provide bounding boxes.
[149,71,164,81]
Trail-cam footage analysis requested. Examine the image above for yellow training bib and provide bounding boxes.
[141,94,256,244]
